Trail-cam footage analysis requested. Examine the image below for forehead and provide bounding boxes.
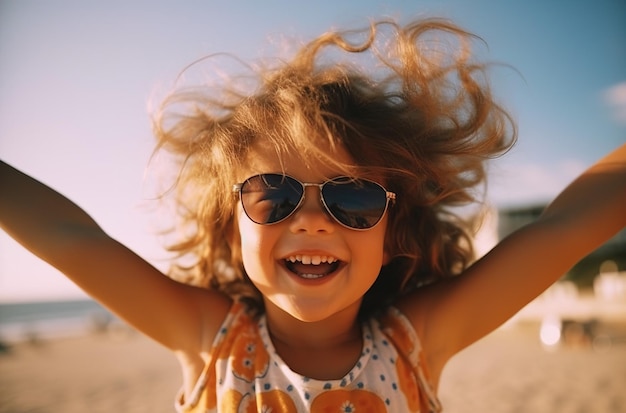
[239,139,359,182]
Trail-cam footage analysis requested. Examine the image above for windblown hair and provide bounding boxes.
[152,18,516,317]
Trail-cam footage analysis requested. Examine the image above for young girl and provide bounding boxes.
[1,18,624,412]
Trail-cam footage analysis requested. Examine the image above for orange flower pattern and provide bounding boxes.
[176,302,442,412]
[310,389,387,412]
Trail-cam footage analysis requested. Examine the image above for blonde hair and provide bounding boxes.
[152,18,516,316]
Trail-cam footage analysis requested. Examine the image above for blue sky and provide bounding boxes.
[1,0,624,302]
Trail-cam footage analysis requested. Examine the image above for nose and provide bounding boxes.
[288,186,335,234]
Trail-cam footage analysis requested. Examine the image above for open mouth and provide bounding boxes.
[284,255,342,279]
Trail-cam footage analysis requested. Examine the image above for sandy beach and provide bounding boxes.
[1,322,625,413]
[439,323,626,413]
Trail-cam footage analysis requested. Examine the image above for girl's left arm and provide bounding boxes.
[399,143,626,375]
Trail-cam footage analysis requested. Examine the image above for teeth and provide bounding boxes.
[286,255,338,264]
[299,273,325,279]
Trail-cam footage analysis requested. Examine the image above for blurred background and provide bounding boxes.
[1,1,625,412]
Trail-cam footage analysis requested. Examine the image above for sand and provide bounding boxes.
[0,328,180,413]
[439,323,626,413]
[1,322,625,413]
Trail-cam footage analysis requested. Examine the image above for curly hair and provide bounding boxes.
[152,18,516,317]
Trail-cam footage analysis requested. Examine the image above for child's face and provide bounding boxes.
[235,143,389,323]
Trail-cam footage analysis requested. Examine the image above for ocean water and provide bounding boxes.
[0,299,118,343]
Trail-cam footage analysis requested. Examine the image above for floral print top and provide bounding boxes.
[176,301,442,412]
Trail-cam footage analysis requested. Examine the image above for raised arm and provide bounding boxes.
[398,144,626,381]
[0,161,230,351]
[539,144,626,245]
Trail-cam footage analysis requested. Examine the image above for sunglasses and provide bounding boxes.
[233,173,395,230]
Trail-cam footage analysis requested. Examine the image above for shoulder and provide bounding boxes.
[177,298,260,403]
[374,306,443,410]
[391,287,452,387]
[376,307,419,352]
[202,298,260,355]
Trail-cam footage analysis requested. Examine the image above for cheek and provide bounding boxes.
[379,217,392,264]
[238,227,261,281]
[237,211,276,275]
[237,212,258,260]
[369,221,390,266]
[346,222,387,267]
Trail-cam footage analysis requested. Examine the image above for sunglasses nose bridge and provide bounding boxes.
[294,182,334,219]
[300,182,325,207]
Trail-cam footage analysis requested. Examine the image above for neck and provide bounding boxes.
[263,300,364,379]
[263,299,362,350]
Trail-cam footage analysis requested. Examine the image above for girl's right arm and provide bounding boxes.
[0,160,231,353]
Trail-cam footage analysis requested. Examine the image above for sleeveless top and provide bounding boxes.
[175,301,442,412]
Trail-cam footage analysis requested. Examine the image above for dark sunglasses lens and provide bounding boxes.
[240,175,303,224]
[322,179,387,229]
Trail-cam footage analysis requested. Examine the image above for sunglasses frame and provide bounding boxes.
[233,173,396,231]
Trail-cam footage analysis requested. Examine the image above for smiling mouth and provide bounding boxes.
[284,255,342,279]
